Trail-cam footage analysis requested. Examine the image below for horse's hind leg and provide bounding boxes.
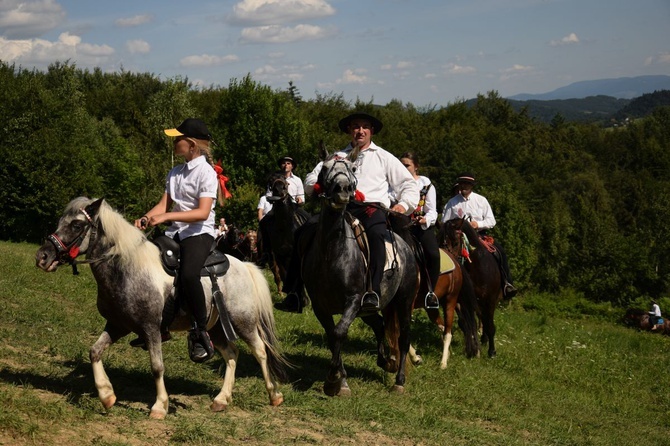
[243,331,284,407]
[209,330,239,412]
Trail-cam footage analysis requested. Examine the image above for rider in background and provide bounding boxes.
[134,118,217,363]
[278,155,305,204]
[397,152,440,309]
[649,300,662,330]
[441,173,517,299]
[276,112,419,313]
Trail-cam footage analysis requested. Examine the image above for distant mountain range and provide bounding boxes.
[507,75,670,100]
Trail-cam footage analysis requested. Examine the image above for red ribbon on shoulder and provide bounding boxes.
[214,160,232,200]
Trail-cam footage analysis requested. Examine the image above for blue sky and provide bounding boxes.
[0,0,668,107]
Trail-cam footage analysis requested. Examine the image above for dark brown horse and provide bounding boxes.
[410,245,480,368]
[217,225,257,262]
[440,217,503,358]
[259,173,310,294]
[624,308,670,335]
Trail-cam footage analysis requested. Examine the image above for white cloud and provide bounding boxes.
[179,53,240,67]
[241,24,333,43]
[0,0,65,39]
[499,64,534,81]
[126,39,150,54]
[0,32,114,65]
[644,52,670,66]
[336,69,369,85]
[229,0,335,26]
[115,14,153,28]
[445,63,476,75]
[253,62,316,82]
[550,32,579,47]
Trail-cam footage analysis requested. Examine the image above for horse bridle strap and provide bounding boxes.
[46,208,99,268]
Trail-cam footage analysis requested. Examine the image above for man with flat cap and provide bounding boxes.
[276,112,419,314]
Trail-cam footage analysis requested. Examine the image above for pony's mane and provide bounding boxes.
[459,219,483,247]
[96,200,160,268]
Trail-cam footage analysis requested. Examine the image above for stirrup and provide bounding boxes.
[360,291,380,313]
[188,329,214,363]
[503,283,518,299]
[425,291,439,309]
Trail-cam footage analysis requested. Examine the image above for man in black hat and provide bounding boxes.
[276,112,419,314]
[277,155,304,204]
[442,173,517,299]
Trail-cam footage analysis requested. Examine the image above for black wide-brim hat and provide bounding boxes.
[338,112,384,134]
[456,173,476,185]
[278,156,296,167]
[164,118,212,141]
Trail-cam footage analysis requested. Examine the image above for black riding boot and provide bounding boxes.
[188,327,215,363]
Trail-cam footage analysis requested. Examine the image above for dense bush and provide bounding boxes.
[1,61,669,307]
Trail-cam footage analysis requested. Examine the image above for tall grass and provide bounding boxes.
[1,241,669,445]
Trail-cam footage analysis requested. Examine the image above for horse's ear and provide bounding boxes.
[86,198,105,218]
[318,140,329,161]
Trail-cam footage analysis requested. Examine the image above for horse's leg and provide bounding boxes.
[408,344,423,366]
[209,331,239,412]
[241,330,284,407]
[481,303,497,358]
[90,330,116,411]
[144,330,169,419]
[361,313,387,370]
[315,307,355,397]
[392,298,413,394]
[439,296,458,369]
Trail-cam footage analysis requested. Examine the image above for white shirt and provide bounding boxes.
[257,195,273,219]
[164,155,218,239]
[650,303,661,317]
[304,142,419,214]
[414,176,437,230]
[285,173,305,203]
[441,190,496,230]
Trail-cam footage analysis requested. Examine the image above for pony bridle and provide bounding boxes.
[46,208,97,266]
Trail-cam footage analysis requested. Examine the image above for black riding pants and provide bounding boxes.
[411,225,440,291]
[348,203,387,295]
[177,233,214,330]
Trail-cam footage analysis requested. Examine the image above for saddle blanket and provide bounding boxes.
[381,242,456,273]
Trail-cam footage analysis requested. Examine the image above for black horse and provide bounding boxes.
[299,157,418,396]
[259,172,310,294]
[440,217,503,358]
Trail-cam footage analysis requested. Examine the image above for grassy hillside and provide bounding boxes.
[1,241,669,445]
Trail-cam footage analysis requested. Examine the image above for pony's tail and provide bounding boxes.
[245,264,292,383]
[456,268,480,358]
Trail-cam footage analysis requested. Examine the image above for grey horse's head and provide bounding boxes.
[317,157,357,210]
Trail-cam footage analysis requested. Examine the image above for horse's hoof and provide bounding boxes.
[149,409,167,420]
[488,351,497,359]
[337,381,351,397]
[411,355,423,366]
[391,385,405,395]
[101,394,116,410]
[210,401,227,412]
[270,393,284,406]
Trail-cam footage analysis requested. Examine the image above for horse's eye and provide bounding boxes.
[71,221,83,231]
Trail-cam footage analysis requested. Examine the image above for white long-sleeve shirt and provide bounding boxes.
[650,303,661,317]
[304,142,419,215]
[285,173,305,203]
[441,191,496,230]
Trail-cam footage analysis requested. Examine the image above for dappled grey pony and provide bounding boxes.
[35,197,288,419]
[299,157,419,396]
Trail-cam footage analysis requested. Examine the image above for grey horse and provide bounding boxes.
[36,197,288,419]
